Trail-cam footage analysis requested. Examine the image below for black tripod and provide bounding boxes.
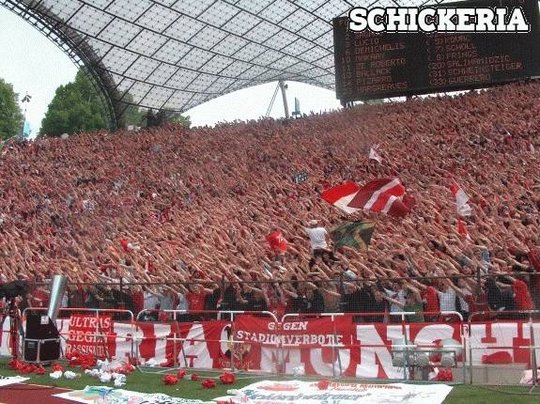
[0,298,22,359]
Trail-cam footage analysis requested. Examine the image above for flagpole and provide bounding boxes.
[19,93,31,140]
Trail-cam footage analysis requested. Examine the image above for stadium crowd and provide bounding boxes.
[0,80,539,321]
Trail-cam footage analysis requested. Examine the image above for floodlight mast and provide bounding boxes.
[19,92,31,139]
[266,80,290,119]
[265,83,280,117]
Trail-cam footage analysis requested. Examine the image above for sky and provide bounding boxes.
[0,8,342,135]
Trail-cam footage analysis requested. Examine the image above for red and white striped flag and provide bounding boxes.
[321,181,360,214]
[450,182,472,217]
[347,178,410,217]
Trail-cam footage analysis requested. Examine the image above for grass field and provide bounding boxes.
[0,362,539,403]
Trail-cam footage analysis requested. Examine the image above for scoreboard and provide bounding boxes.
[333,0,540,102]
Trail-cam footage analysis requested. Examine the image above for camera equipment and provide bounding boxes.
[0,280,29,299]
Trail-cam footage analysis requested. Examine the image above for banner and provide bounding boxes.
[135,319,227,368]
[54,386,204,404]
[0,376,29,387]
[233,315,354,375]
[3,316,539,378]
[215,380,453,404]
[65,314,115,358]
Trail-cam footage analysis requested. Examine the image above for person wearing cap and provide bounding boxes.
[304,220,338,269]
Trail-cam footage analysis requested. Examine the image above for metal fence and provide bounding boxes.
[1,272,539,387]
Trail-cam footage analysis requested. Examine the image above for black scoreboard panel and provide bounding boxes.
[333,0,540,101]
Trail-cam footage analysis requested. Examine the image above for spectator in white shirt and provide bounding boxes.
[437,280,457,312]
[141,287,160,321]
[176,291,190,322]
[437,279,468,321]
[304,220,338,269]
[384,281,407,322]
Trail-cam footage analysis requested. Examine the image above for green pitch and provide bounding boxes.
[0,362,539,403]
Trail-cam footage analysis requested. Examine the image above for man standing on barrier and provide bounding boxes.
[304,220,339,269]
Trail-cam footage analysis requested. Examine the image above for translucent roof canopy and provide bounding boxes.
[1,0,444,125]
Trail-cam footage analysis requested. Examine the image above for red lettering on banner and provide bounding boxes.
[136,322,157,361]
[65,314,115,358]
[355,324,400,379]
[475,322,519,364]
[481,322,497,343]
[513,322,531,364]
[163,322,190,364]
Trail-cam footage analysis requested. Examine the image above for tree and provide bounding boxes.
[119,93,144,128]
[41,68,187,136]
[0,78,23,140]
[169,113,191,128]
[143,109,191,129]
[40,70,108,136]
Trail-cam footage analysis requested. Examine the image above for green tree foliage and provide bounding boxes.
[143,109,191,128]
[41,68,188,136]
[40,70,108,136]
[0,77,23,140]
[119,93,144,128]
[40,69,158,136]
[169,113,191,128]
[123,104,144,128]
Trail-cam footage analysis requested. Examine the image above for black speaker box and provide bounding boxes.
[23,312,61,362]
[25,313,60,339]
[23,339,61,362]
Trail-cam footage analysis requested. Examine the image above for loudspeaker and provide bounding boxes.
[23,312,61,362]
[25,313,60,339]
[23,338,61,362]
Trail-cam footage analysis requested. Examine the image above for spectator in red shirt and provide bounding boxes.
[131,287,145,317]
[30,286,49,308]
[420,279,440,322]
[186,284,207,321]
[512,273,534,311]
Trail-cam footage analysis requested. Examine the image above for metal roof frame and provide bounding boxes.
[1,0,449,128]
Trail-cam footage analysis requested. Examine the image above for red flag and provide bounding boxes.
[347,178,409,217]
[120,239,129,252]
[320,181,360,214]
[385,198,410,218]
[457,219,471,240]
[266,230,287,253]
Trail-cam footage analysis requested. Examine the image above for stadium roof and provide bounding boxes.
[1,0,442,126]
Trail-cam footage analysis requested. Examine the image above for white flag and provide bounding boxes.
[369,145,383,164]
[450,182,472,217]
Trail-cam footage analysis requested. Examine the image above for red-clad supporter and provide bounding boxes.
[512,276,534,311]
[131,288,144,316]
[30,286,49,308]
[421,280,440,321]
[186,284,207,319]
